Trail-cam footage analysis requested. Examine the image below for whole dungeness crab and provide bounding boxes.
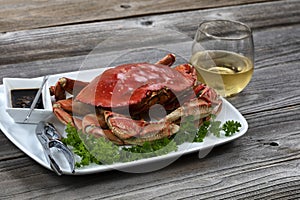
[50,54,222,145]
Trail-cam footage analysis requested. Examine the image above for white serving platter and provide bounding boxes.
[0,68,248,175]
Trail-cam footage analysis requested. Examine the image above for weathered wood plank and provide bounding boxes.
[1,22,300,199]
[0,0,298,66]
[1,112,300,199]
[0,1,300,199]
[0,134,24,161]
[0,0,278,32]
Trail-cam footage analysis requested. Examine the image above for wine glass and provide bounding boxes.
[190,19,254,97]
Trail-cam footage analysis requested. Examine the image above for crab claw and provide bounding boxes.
[164,98,212,123]
[104,111,179,145]
[52,98,94,126]
[53,101,74,126]
[56,99,73,112]
[81,114,124,145]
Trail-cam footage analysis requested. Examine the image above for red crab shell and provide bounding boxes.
[75,63,196,110]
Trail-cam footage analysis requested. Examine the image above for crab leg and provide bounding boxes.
[104,111,179,145]
[81,114,124,145]
[53,97,98,118]
[156,53,176,66]
[164,98,212,123]
[50,77,88,101]
[52,98,94,126]
[52,101,124,145]
[50,82,66,101]
[53,100,74,126]
[174,63,197,84]
[54,99,73,112]
[194,84,223,115]
[59,77,88,94]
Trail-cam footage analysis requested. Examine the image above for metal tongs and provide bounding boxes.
[35,121,75,175]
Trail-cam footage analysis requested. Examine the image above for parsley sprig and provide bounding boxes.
[193,115,242,142]
[222,120,242,136]
[62,124,177,167]
[62,116,242,167]
[193,120,210,142]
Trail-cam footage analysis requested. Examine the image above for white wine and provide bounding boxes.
[190,50,253,97]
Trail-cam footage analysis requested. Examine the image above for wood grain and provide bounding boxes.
[0,0,277,32]
[1,115,300,199]
[1,24,299,198]
[0,0,298,66]
[0,0,300,199]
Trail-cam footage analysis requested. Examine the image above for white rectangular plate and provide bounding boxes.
[0,69,248,175]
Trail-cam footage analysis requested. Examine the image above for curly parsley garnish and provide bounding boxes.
[61,125,100,167]
[222,120,242,136]
[193,120,210,142]
[62,124,177,167]
[62,116,242,167]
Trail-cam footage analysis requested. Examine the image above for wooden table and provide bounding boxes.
[1,0,299,199]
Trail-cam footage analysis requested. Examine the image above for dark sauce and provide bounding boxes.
[11,89,44,109]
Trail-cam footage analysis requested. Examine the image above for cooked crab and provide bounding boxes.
[50,54,222,145]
